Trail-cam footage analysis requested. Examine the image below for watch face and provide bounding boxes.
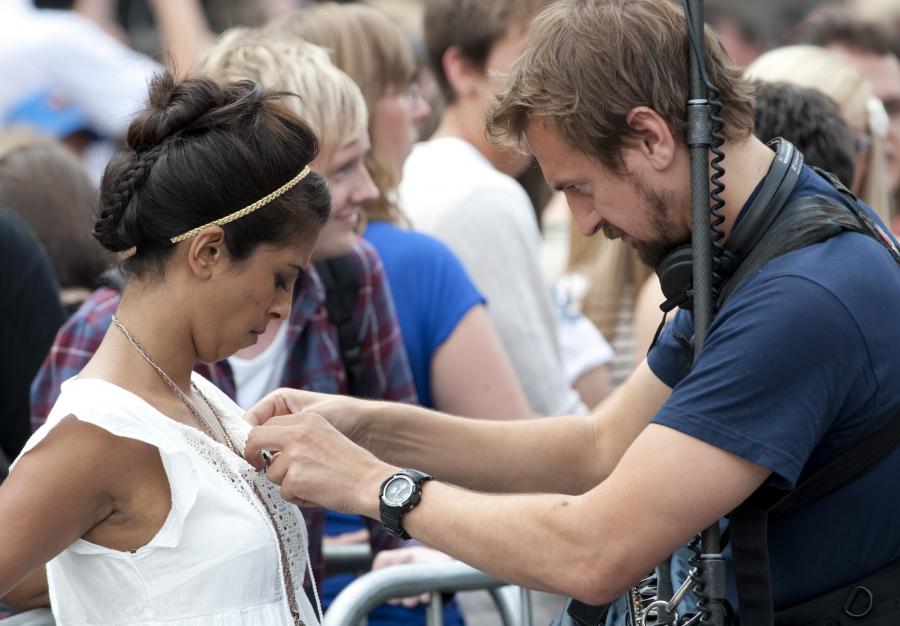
[382,475,415,507]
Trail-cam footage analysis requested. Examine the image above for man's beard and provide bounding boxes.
[602,178,690,269]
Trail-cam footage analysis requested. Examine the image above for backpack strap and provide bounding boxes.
[314,256,366,397]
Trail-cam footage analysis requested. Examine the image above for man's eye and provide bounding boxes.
[275,274,289,290]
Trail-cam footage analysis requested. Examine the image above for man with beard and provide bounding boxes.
[240,0,900,620]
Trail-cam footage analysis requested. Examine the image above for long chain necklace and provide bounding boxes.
[110,315,305,625]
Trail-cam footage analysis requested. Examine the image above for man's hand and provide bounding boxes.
[372,546,454,607]
[244,411,396,518]
[245,388,377,448]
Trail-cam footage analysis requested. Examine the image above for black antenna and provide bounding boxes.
[683,0,728,624]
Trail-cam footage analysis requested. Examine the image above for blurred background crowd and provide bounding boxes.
[1,0,899,623]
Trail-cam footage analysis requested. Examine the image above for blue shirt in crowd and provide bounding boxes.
[648,166,900,610]
[364,220,486,407]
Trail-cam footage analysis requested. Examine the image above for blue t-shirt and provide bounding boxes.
[648,166,900,610]
[364,220,486,408]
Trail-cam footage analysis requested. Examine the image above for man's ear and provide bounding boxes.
[443,46,481,99]
[624,106,677,171]
[185,226,228,280]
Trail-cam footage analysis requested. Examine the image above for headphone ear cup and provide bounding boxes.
[656,245,695,310]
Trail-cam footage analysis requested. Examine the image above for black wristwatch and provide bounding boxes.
[379,469,432,539]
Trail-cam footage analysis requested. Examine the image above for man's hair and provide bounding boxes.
[752,81,856,188]
[793,7,897,57]
[488,0,755,173]
[424,0,547,103]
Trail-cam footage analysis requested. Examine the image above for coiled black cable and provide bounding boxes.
[682,0,728,306]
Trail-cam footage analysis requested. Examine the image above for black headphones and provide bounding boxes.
[656,138,805,311]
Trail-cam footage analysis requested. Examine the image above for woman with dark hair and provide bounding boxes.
[0,72,331,625]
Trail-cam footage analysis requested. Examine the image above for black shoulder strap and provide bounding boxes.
[731,405,900,626]
[727,180,900,625]
[315,256,366,397]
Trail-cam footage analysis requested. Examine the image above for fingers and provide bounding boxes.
[245,388,319,426]
[244,424,294,468]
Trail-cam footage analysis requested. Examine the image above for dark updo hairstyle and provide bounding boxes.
[94,72,330,278]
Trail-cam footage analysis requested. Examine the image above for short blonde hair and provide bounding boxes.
[265,4,415,223]
[199,27,368,167]
[747,45,893,225]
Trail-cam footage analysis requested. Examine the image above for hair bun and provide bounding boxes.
[127,73,258,151]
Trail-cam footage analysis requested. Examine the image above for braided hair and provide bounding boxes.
[94,72,330,277]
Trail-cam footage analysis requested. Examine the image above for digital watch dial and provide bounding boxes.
[378,469,432,539]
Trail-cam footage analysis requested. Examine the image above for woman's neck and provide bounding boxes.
[108,285,198,393]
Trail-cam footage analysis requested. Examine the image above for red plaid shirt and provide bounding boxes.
[30,237,416,583]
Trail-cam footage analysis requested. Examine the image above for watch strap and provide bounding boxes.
[379,469,432,540]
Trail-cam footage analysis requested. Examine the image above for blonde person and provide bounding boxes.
[266,3,531,419]
[554,202,656,388]
[0,72,331,624]
[746,45,893,227]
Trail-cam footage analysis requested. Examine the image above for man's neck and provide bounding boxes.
[715,135,779,242]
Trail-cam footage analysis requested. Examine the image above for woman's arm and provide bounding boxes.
[430,305,532,420]
[1,568,48,610]
[0,417,118,599]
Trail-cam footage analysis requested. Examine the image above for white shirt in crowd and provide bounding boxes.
[227,320,291,410]
[401,136,591,416]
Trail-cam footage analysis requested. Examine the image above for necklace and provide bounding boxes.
[110,315,307,625]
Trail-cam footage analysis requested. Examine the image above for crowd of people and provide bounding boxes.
[0,0,899,624]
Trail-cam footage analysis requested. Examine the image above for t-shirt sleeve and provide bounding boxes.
[418,235,486,354]
[649,274,871,488]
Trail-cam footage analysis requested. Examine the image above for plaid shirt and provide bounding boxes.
[30,237,416,583]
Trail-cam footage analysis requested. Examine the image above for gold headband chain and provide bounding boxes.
[169,165,312,245]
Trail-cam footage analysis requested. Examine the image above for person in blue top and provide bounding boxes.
[265,6,533,626]
[240,1,900,623]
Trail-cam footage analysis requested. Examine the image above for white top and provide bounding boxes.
[14,373,319,626]
[555,303,616,385]
[401,137,586,416]
[557,272,637,388]
[227,321,291,410]
[0,1,160,139]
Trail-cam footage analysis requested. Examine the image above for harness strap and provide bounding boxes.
[315,256,365,397]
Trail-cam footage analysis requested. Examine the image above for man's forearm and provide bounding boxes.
[366,402,603,494]
[364,361,671,494]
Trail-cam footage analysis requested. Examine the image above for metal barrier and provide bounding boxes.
[322,560,534,626]
[0,608,53,625]
[323,542,374,577]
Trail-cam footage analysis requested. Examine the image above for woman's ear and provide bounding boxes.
[186,226,228,280]
[624,106,677,171]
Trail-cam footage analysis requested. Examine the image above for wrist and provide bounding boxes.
[360,461,398,519]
